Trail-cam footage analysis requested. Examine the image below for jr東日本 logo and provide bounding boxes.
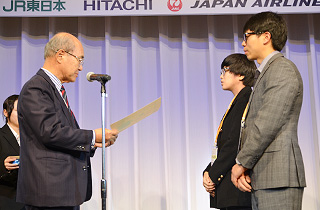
[167,0,182,12]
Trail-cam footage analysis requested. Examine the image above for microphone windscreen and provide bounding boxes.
[86,72,94,82]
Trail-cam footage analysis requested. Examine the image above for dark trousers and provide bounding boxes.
[25,205,80,210]
[0,195,25,210]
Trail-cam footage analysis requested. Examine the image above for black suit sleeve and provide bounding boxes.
[0,136,6,177]
[206,89,250,186]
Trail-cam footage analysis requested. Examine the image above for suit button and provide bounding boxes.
[220,175,223,178]
[218,178,221,181]
[83,166,87,171]
[77,146,85,150]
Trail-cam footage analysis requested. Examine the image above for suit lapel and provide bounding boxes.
[224,87,250,120]
[36,70,78,128]
[2,124,20,154]
[230,86,249,109]
[246,53,284,117]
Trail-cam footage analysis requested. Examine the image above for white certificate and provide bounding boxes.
[110,97,161,132]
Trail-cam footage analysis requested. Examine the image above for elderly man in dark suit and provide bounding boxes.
[231,12,306,210]
[16,32,118,210]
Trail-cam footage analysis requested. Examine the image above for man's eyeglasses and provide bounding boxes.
[243,31,263,43]
[55,49,84,66]
[221,66,230,76]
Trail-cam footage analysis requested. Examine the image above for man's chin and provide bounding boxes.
[69,77,77,83]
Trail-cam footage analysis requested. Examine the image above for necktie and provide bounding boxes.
[253,70,260,86]
[60,85,76,121]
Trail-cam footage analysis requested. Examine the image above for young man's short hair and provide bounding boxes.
[243,12,287,51]
[221,53,256,87]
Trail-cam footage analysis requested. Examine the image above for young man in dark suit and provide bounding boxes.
[16,32,119,210]
[0,95,25,210]
[231,12,306,210]
[203,53,255,210]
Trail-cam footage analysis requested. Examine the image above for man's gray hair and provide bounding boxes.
[44,32,76,59]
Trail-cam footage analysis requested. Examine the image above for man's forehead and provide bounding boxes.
[74,42,84,57]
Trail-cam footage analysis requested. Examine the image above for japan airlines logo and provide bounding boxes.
[167,0,183,12]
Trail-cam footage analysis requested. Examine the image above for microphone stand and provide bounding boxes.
[98,78,109,210]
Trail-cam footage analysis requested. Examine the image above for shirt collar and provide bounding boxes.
[41,68,62,92]
[257,51,280,72]
[7,123,19,140]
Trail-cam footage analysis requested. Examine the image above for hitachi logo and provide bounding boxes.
[84,0,153,11]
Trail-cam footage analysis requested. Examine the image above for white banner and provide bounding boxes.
[0,0,319,17]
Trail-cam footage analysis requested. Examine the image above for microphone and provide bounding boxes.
[86,72,111,82]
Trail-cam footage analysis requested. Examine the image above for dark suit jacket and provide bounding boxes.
[16,69,94,207]
[0,124,25,209]
[237,53,306,190]
[204,86,251,209]
[0,124,20,195]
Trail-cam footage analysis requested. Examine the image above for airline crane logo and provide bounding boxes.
[167,0,182,12]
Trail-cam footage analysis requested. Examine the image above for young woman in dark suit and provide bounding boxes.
[203,54,256,210]
[0,94,25,210]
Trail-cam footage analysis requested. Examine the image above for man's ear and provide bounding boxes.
[55,49,64,64]
[263,32,272,45]
[239,75,245,81]
[3,109,8,118]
